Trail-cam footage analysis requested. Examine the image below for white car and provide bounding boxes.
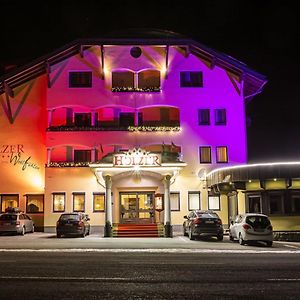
[229,213,273,247]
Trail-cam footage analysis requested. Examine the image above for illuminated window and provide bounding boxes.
[188,191,201,210]
[1,194,19,213]
[53,193,65,212]
[170,192,180,211]
[248,195,262,213]
[199,146,211,163]
[180,71,203,87]
[216,146,228,163]
[93,193,105,212]
[198,109,210,125]
[138,70,160,90]
[112,71,134,90]
[73,193,85,212]
[215,109,226,125]
[208,196,220,210]
[74,150,91,162]
[26,194,44,213]
[69,72,92,88]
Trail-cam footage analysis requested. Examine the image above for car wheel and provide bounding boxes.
[189,228,195,240]
[239,233,245,245]
[57,233,62,238]
[229,234,234,241]
[217,234,223,241]
[81,228,86,238]
[30,225,35,233]
[87,228,90,236]
[19,226,25,236]
[266,241,273,247]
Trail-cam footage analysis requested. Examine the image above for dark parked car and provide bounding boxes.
[0,207,34,235]
[183,210,223,240]
[56,213,90,238]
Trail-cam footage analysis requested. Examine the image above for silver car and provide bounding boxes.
[0,211,34,235]
[229,213,273,247]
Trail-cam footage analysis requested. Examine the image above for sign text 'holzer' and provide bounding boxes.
[113,151,161,167]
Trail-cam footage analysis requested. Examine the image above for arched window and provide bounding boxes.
[112,71,134,91]
[138,70,160,91]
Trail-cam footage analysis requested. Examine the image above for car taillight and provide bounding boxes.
[193,218,202,224]
[242,224,251,231]
[217,219,222,225]
[16,221,20,226]
[78,221,84,227]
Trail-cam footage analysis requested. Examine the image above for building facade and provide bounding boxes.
[0,32,269,236]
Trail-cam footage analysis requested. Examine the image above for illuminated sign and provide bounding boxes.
[113,148,161,167]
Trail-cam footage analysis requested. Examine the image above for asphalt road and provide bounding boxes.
[0,251,299,299]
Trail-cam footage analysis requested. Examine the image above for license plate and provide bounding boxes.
[206,221,214,224]
[4,223,11,226]
[65,223,72,226]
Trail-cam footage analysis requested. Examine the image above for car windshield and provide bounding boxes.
[246,216,270,228]
[0,214,17,221]
[59,214,80,221]
[196,212,219,218]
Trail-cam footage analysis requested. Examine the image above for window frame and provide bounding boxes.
[93,193,105,212]
[180,71,203,87]
[215,109,227,125]
[0,194,19,213]
[208,195,220,211]
[188,191,201,211]
[25,194,44,214]
[52,192,66,213]
[199,146,212,164]
[268,191,284,215]
[69,71,92,88]
[216,146,228,163]
[73,192,85,212]
[170,192,180,211]
[198,109,210,125]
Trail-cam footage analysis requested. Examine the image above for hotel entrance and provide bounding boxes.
[120,192,155,224]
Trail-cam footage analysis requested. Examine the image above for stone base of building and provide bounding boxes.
[273,231,300,242]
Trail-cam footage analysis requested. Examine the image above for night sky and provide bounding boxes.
[0,0,299,163]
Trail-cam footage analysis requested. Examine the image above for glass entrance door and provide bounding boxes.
[120,192,155,223]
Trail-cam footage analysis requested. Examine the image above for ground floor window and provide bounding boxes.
[170,192,180,211]
[269,192,284,214]
[73,193,85,212]
[53,193,65,212]
[248,195,262,213]
[1,194,19,213]
[93,193,105,212]
[208,196,220,210]
[188,191,201,210]
[26,194,44,213]
[291,193,300,213]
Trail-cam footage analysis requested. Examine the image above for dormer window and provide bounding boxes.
[69,71,92,88]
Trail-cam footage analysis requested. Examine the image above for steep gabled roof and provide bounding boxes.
[0,36,267,99]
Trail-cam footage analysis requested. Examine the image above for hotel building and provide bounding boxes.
[1,31,297,237]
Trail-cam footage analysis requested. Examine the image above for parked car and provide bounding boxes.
[183,210,224,240]
[0,207,34,235]
[56,213,90,238]
[229,213,273,247]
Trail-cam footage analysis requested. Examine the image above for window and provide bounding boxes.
[138,70,160,91]
[215,109,226,125]
[216,146,228,163]
[69,71,92,88]
[119,112,135,127]
[112,71,134,90]
[53,193,65,212]
[208,196,220,210]
[74,113,91,127]
[180,71,203,87]
[1,194,19,213]
[198,109,210,125]
[26,194,44,213]
[269,193,284,214]
[199,146,211,163]
[74,150,91,162]
[188,191,201,210]
[248,195,262,213]
[93,193,105,212]
[291,193,300,214]
[73,193,85,212]
[170,192,180,211]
